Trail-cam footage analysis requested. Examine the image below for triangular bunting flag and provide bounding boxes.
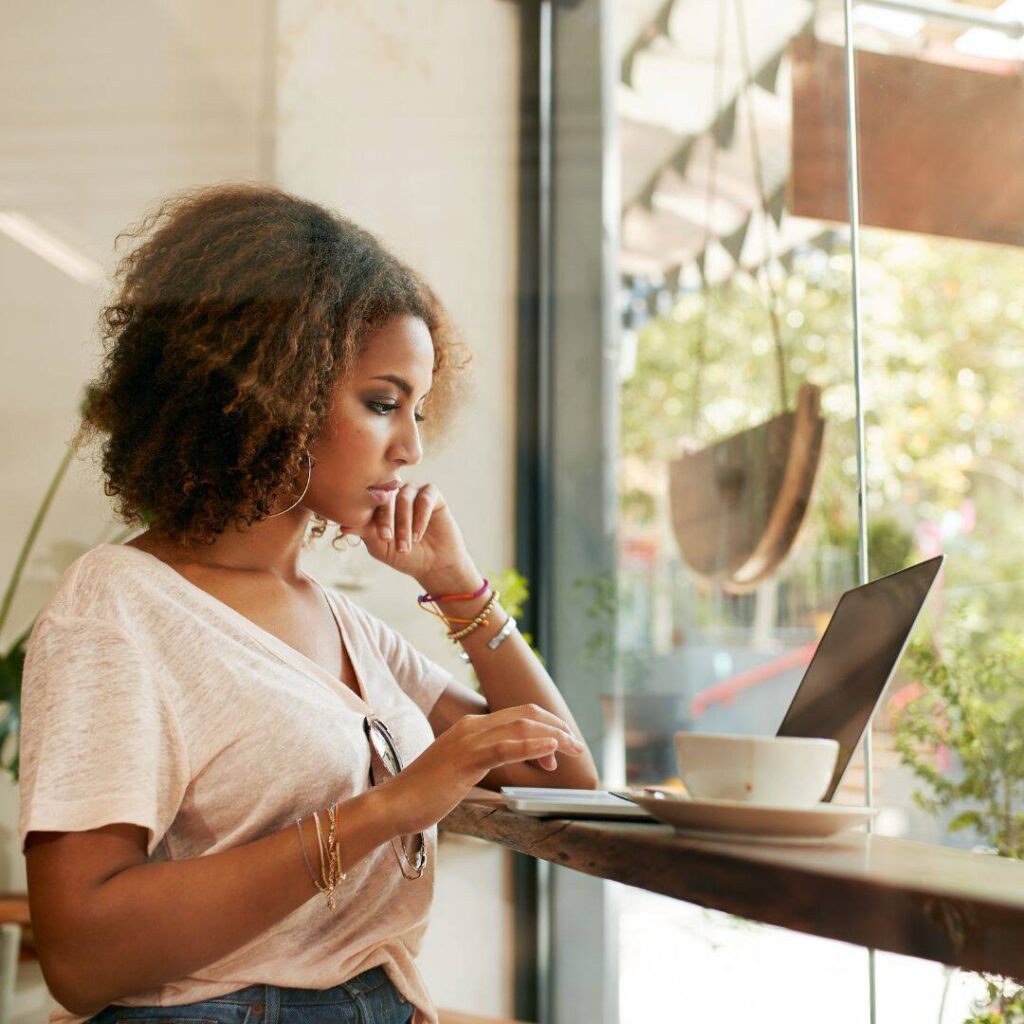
[637,175,659,212]
[620,0,677,87]
[754,49,785,94]
[721,216,751,264]
[670,138,695,179]
[712,98,738,149]
[621,46,641,88]
[811,229,836,255]
[664,263,682,295]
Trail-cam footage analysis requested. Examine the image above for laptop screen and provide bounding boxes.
[776,555,944,801]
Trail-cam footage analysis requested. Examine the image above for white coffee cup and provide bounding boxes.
[674,732,840,807]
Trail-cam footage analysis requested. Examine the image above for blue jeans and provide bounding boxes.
[86,967,415,1024]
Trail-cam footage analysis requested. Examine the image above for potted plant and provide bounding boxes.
[0,428,148,784]
[893,612,1024,1018]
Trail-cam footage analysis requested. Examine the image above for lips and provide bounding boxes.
[367,480,400,505]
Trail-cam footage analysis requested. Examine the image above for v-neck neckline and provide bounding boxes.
[107,542,373,712]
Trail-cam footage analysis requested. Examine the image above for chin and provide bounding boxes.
[329,504,377,531]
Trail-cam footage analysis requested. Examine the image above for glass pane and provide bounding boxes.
[851,6,1024,1017]
[614,1,870,1016]
[618,885,870,1023]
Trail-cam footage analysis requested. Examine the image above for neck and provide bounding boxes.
[133,510,315,583]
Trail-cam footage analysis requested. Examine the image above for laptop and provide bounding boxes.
[502,554,944,818]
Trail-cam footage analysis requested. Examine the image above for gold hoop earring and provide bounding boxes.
[267,447,312,518]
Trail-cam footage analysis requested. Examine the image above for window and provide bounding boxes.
[543,1,1024,1019]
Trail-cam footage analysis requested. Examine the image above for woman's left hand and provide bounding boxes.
[346,482,474,584]
[349,482,560,774]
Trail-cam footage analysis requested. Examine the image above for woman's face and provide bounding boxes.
[305,314,435,531]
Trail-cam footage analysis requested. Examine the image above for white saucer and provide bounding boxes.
[616,788,876,841]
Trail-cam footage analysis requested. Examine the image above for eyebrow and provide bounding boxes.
[368,374,430,399]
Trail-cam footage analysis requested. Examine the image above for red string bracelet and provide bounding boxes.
[417,577,490,605]
[418,602,478,625]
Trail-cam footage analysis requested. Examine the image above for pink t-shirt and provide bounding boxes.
[18,542,457,1024]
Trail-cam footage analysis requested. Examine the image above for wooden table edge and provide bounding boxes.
[441,792,1024,979]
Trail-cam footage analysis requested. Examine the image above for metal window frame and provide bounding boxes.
[515,1,619,1021]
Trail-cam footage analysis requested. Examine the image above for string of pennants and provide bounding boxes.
[621,1,817,283]
[618,228,840,335]
[622,0,792,94]
[624,6,810,205]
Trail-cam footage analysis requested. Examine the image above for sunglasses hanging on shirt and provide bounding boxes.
[363,714,427,880]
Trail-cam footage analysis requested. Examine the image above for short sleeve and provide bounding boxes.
[18,615,191,859]
[339,596,456,718]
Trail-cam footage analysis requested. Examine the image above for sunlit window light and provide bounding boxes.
[854,4,926,37]
[955,0,1024,58]
[0,210,104,284]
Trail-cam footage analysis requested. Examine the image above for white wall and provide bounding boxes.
[1,0,521,1018]
[275,0,522,1016]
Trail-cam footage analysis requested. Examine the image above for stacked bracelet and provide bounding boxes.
[446,589,500,641]
[417,578,491,627]
[296,805,347,913]
[416,579,519,662]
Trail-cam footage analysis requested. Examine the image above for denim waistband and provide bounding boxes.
[88,965,404,1024]
[208,966,394,1004]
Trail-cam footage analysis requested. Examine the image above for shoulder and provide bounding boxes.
[29,543,167,646]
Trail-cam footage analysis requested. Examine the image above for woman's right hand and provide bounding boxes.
[381,704,587,836]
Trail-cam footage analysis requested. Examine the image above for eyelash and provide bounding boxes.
[367,401,426,423]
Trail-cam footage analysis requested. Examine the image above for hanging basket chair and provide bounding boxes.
[664,0,825,593]
[668,381,825,593]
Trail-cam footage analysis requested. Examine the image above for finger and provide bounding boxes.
[491,736,560,768]
[394,484,417,553]
[505,717,584,755]
[375,491,396,543]
[370,500,392,543]
[494,704,583,744]
[467,707,583,755]
[524,754,558,771]
[411,484,438,543]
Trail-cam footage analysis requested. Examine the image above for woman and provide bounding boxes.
[18,183,599,1024]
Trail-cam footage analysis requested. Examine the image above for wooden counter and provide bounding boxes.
[440,789,1024,978]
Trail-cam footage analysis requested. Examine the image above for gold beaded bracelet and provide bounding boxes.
[446,589,501,643]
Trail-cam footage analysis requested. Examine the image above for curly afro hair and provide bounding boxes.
[75,182,472,551]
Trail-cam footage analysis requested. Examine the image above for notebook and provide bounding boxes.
[500,786,657,819]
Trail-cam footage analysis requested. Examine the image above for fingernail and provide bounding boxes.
[381,527,393,541]
[398,539,410,553]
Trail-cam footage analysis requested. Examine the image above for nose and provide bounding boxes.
[389,409,423,467]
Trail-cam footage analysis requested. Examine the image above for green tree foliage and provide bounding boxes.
[621,231,1024,608]
[964,973,1024,1023]
[894,619,1024,859]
